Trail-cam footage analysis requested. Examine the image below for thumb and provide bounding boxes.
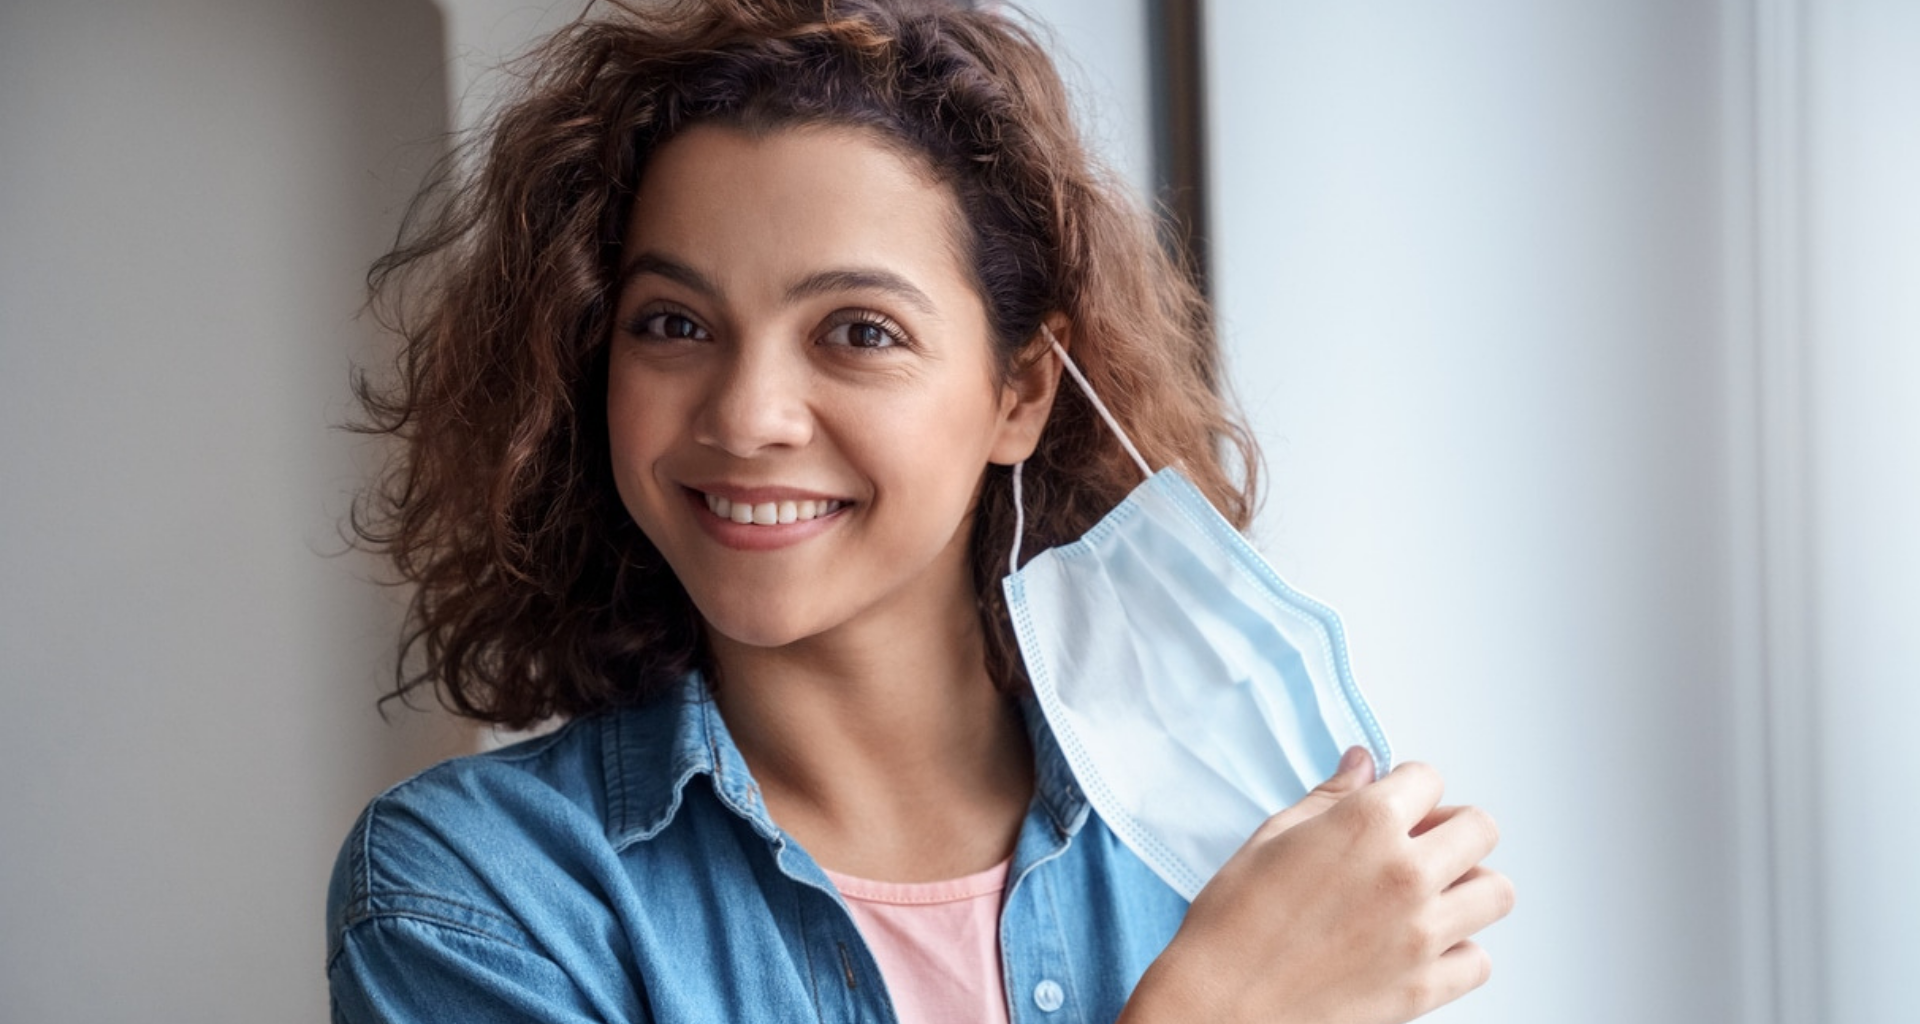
[1257,746,1376,839]
[1306,744,1377,804]
[1329,744,1378,788]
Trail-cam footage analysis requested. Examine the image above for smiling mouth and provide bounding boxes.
[700,492,849,526]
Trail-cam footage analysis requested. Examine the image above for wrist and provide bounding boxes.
[1118,952,1218,1024]
[1120,949,1310,1024]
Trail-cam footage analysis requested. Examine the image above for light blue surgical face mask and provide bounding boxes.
[1002,335,1394,901]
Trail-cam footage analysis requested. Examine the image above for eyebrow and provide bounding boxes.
[784,268,941,319]
[619,251,941,320]
[619,252,720,297]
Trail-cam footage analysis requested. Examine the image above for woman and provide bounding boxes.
[329,1,1513,1021]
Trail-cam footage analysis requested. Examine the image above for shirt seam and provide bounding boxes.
[344,732,578,912]
[335,783,540,963]
[341,888,529,937]
[606,686,733,847]
[327,898,536,972]
[834,887,1009,907]
[824,857,1013,901]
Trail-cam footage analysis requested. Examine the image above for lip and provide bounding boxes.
[680,484,853,552]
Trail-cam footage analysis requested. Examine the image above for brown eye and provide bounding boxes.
[632,311,709,341]
[823,315,906,350]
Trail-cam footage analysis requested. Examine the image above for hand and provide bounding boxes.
[1119,749,1514,1024]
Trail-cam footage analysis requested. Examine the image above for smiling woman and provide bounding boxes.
[331,1,1508,1022]
[350,0,1248,731]
[608,124,1049,653]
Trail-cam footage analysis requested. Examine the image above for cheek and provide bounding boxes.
[856,384,1004,518]
[605,370,678,518]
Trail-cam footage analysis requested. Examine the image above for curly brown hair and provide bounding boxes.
[354,0,1258,728]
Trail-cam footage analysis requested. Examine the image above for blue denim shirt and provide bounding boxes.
[326,677,1189,1023]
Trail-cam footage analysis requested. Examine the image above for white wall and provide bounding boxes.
[438,0,588,135]
[435,0,1153,194]
[1007,0,1155,201]
[1806,3,1920,1021]
[0,2,460,1020]
[1207,2,1918,1024]
[1208,4,1737,1021]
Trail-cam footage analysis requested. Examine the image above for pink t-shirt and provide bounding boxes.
[822,858,1013,1024]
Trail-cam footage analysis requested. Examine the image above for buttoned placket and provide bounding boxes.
[772,835,908,1024]
[762,798,1086,1024]
[658,681,1101,1024]
[998,779,1089,1024]
[701,698,907,1024]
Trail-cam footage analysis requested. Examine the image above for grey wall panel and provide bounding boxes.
[1206,3,1738,1022]
[0,2,457,1020]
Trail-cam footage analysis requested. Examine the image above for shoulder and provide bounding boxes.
[323,716,668,1021]
[326,718,610,957]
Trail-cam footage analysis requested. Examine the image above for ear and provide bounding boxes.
[988,314,1069,466]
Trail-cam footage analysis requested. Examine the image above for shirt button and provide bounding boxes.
[1033,979,1065,1012]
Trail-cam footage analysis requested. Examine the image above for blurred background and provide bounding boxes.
[2,1,1913,1021]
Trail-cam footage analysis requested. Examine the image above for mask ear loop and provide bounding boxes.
[1008,327,1156,575]
[1046,329,1154,481]
[1010,461,1027,576]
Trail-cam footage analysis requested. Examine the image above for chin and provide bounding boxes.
[693,595,832,652]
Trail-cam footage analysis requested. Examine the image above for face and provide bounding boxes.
[608,124,1052,653]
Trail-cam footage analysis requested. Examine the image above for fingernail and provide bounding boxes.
[1339,746,1369,776]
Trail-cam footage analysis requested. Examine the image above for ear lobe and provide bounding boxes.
[989,316,1069,466]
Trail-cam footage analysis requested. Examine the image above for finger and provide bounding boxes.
[1417,940,1494,1014]
[1434,865,1516,941]
[1412,804,1464,838]
[1256,746,1375,840]
[1414,804,1500,883]
[1349,760,1445,832]
[1443,862,1496,893]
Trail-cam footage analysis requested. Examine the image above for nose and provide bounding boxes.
[691,340,814,458]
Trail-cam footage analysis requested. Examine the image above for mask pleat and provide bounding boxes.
[1004,464,1394,901]
[1138,481,1347,787]
[1035,549,1274,835]
[1094,532,1316,808]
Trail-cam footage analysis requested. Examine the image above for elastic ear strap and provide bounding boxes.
[1043,327,1153,481]
[1009,330,1153,576]
[1009,461,1026,575]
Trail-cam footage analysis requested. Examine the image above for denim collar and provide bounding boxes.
[601,673,1090,850]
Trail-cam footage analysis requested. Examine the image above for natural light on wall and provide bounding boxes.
[1204,3,1919,1024]
[0,2,1910,1022]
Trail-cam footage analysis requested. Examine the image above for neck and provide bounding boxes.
[705,562,1033,882]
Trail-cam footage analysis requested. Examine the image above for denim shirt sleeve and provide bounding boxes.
[325,724,650,1024]
[330,912,607,1023]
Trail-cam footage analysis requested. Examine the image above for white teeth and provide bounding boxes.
[701,492,846,525]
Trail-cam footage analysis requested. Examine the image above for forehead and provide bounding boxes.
[622,123,975,304]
